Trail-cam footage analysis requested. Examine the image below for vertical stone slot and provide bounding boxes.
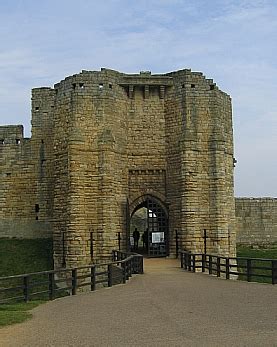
[35,204,40,220]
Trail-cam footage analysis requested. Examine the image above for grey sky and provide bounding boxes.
[0,0,276,197]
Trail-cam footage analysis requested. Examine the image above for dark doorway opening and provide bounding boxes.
[129,196,169,257]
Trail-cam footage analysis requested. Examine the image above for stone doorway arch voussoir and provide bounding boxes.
[129,192,168,218]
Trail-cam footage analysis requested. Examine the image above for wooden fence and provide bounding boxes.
[180,250,277,284]
[0,250,143,304]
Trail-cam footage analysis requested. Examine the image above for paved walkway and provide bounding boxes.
[1,258,277,347]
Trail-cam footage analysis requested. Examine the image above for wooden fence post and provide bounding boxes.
[272,260,277,285]
[247,259,252,282]
[226,258,230,280]
[122,262,126,283]
[188,254,191,271]
[202,254,205,273]
[91,266,96,291]
[140,256,144,274]
[23,275,30,302]
[209,255,212,274]
[193,254,196,272]
[108,264,113,287]
[217,257,221,277]
[72,269,77,295]
[48,272,55,300]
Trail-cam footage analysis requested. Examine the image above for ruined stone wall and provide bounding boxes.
[0,87,55,239]
[235,198,277,248]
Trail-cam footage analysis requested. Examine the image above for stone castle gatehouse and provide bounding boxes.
[0,68,236,268]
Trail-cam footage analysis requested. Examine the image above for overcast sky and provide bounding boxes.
[0,0,276,197]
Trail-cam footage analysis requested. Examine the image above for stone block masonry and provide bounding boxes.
[0,68,236,269]
[235,198,277,248]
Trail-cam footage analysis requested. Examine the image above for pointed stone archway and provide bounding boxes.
[128,194,169,257]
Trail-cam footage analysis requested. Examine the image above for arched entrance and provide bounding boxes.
[128,195,169,257]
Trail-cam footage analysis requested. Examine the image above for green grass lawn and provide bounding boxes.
[0,238,53,277]
[237,246,277,260]
[0,238,53,327]
[236,246,277,284]
[0,301,44,327]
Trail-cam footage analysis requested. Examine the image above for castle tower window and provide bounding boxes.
[72,83,76,89]
[0,139,4,144]
[191,84,196,88]
[79,83,84,89]
[35,204,40,213]
[109,83,113,89]
[182,84,185,88]
[16,139,21,145]
[210,84,215,90]
[35,107,39,111]
[99,83,104,90]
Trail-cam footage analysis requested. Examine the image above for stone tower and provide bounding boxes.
[0,68,236,269]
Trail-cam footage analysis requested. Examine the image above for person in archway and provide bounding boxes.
[133,228,140,251]
[142,228,148,251]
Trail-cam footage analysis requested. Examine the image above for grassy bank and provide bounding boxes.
[0,238,53,277]
[237,246,277,260]
[236,246,277,284]
[0,238,53,327]
[0,301,44,327]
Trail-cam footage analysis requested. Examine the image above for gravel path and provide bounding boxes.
[1,258,277,347]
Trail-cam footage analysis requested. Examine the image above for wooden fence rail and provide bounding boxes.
[180,250,277,285]
[0,250,143,304]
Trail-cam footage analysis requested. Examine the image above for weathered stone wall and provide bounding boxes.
[0,122,53,239]
[165,70,235,256]
[235,198,277,248]
[0,68,236,268]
